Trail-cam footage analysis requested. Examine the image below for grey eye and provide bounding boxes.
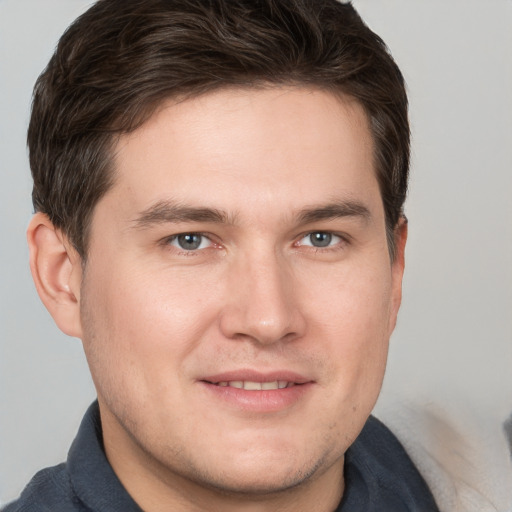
[308,232,332,247]
[173,234,206,250]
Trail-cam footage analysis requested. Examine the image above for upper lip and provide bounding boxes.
[201,369,312,385]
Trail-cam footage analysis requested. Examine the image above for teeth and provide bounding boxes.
[244,381,262,390]
[215,380,295,390]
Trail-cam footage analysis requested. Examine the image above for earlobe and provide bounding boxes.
[27,213,83,339]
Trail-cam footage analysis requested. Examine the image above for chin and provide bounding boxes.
[194,462,320,497]
[184,443,331,497]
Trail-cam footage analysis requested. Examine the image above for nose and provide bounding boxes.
[219,249,306,346]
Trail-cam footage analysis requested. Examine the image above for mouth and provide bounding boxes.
[208,380,299,390]
[198,370,313,412]
[201,370,311,389]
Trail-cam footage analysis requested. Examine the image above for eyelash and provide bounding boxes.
[162,231,348,255]
[163,232,215,254]
[294,231,349,253]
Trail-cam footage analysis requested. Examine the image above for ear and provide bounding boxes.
[388,216,408,333]
[27,213,83,338]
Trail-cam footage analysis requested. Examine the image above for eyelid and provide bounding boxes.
[160,230,348,252]
[163,232,215,252]
[295,231,348,249]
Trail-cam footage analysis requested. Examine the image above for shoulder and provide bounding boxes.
[1,463,85,512]
[340,415,440,511]
[3,402,141,512]
[351,415,432,481]
[356,414,405,449]
[353,415,419,468]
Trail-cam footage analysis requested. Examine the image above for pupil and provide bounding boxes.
[310,232,331,247]
[177,234,201,250]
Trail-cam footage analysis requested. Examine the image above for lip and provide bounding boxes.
[198,369,315,413]
[201,369,312,385]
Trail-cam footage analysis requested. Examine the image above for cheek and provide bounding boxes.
[302,257,393,336]
[87,262,218,343]
[79,263,219,402]
[81,263,238,410]
[303,263,392,396]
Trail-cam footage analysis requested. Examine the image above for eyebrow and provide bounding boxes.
[296,200,372,225]
[131,200,233,229]
[131,198,371,230]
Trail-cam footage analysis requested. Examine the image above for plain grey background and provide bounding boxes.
[1,0,511,505]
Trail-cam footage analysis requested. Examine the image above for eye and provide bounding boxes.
[299,232,342,248]
[168,233,212,251]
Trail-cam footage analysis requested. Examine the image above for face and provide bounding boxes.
[78,87,405,501]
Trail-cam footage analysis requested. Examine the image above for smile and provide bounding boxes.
[199,371,313,412]
[215,380,296,390]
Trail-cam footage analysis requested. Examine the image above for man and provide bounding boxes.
[3,0,439,510]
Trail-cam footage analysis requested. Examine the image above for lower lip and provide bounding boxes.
[199,382,314,413]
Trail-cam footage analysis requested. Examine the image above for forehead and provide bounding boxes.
[105,86,379,222]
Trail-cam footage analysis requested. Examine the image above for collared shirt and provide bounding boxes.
[2,402,439,511]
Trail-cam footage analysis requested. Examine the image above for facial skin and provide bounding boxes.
[29,87,406,512]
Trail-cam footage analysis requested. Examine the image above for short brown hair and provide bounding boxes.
[28,0,409,258]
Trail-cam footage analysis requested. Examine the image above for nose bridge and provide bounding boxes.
[220,243,304,344]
